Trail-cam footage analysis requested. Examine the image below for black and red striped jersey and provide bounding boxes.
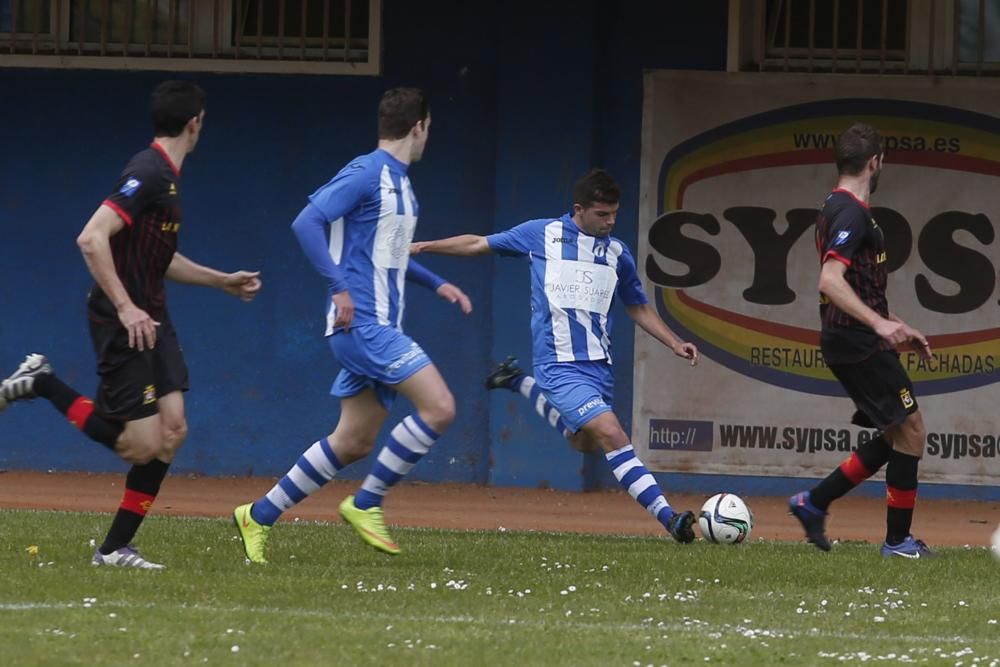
[92,142,181,320]
[815,189,891,363]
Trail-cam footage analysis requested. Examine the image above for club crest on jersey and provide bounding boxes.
[834,230,851,246]
[120,177,142,198]
[594,243,607,257]
[899,388,914,409]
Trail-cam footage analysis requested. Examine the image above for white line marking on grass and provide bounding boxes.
[3,600,1000,649]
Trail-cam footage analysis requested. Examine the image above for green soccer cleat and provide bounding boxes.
[339,495,400,555]
[233,503,271,564]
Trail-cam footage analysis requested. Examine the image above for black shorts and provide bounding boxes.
[828,350,918,431]
[87,308,189,421]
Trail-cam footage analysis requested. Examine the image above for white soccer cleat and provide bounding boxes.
[0,353,52,402]
[91,544,165,570]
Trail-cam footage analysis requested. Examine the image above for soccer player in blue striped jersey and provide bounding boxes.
[412,169,700,543]
[233,88,472,561]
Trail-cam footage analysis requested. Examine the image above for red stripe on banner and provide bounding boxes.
[121,489,157,516]
[839,453,873,485]
[675,290,821,345]
[66,397,95,430]
[886,486,917,509]
[677,149,831,205]
[102,199,134,226]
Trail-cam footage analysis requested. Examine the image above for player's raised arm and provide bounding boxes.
[625,303,698,365]
[819,260,928,357]
[406,259,473,314]
[411,234,491,256]
[291,202,349,294]
[77,204,160,351]
[165,253,262,303]
[291,201,354,329]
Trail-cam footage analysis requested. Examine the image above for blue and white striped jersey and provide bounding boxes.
[487,213,648,365]
[307,149,419,335]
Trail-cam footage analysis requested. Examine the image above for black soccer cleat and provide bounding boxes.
[484,356,525,391]
[667,510,696,544]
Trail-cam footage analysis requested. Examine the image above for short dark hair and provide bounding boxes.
[151,81,205,138]
[573,169,621,209]
[835,123,883,175]
[378,88,430,140]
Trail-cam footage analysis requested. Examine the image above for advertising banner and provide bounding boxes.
[635,71,998,485]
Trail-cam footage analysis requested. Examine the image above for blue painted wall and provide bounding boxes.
[0,1,729,487]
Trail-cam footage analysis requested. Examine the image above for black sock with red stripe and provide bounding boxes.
[810,435,892,511]
[32,374,122,450]
[885,450,919,545]
[99,459,171,555]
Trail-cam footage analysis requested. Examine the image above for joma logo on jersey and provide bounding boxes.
[551,237,573,244]
[161,222,181,233]
[142,385,157,405]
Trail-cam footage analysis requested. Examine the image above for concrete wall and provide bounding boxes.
[0,1,728,488]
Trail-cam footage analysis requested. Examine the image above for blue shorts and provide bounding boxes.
[328,324,432,410]
[534,360,615,433]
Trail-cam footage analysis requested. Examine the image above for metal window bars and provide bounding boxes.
[1,0,380,75]
[745,0,999,75]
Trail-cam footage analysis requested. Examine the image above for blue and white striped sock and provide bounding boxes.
[250,437,343,526]
[605,444,675,529]
[511,375,573,440]
[353,414,439,510]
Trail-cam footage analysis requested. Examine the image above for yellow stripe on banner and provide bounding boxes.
[660,289,999,383]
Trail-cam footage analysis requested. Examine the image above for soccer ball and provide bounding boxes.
[698,493,753,545]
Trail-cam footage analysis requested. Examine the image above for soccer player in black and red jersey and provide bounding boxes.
[789,123,935,558]
[0,81,262,569]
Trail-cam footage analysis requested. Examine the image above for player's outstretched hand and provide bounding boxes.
[117,303,159,351]
[673,341,699,366]
[223,271,262,302]
[877,318,932,359]
[903,326,933,360]
[874,318,910,346]
[436,282,472,314]
[332,290,355,330]
[410,241,428,255]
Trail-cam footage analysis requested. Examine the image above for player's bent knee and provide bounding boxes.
[899,412,927,457]
[341,435,377,460]
[568,433,599,454]
[119,441,160,465]
[421,392,456,432]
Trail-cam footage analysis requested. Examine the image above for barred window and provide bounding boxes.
[0,0,381,75]
[729,0,1000,75]
[958,0,1000,64]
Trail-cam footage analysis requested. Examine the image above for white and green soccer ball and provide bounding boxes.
[699,493,754,545]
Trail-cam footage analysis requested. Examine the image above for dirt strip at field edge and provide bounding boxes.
[1,471,997,548]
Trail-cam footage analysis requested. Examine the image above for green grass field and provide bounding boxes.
[1,509,998,666]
